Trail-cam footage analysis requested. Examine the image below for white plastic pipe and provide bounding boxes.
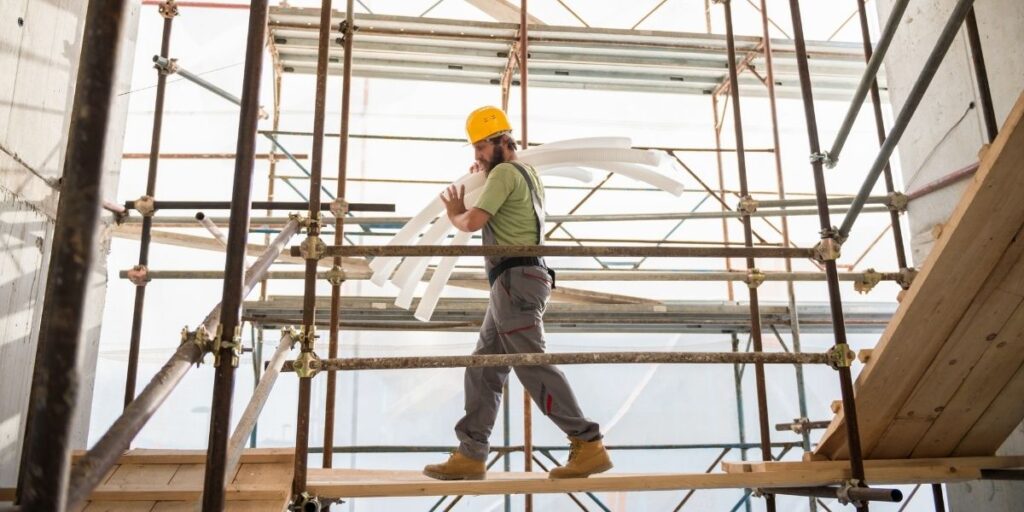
[519,147,662,168]
[414,229,472,322]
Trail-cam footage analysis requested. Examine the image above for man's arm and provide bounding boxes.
[441,184,491,232]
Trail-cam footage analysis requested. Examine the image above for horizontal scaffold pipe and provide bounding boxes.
[122,199,394,213]
[293,245,813,259]
[306,441,802,453]
[282,351,832,372]
[121,269,903,283]
[123,206,893,228]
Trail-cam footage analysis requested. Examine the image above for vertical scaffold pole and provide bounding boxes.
[721,2,775,511]
[17,0,127,508]
[786,1,870,509]
[324,0,355,470]
[201,1,269,510]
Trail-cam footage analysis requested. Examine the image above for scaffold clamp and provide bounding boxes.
[897,267,918,290]
[810,151,836,169]
[300,235,327,260]
[180,325,214,364]
[737,195,758,215]
[127,265,150,287]
[291,492,322,512]
[828,343,855,370]
[325,265,346,286]
[745,268,765,289]
[159,0,179,19]
[293,351,322,379]
[212,324,242,368]
[812,229,842,263]
[134,195,156,217]
[281,326,300,346]
[854,268,882,294]
[837,479,864,507]
[886,191,909,212]
[330,198,349,217]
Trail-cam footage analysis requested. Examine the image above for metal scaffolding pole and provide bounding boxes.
[299,245,812,259]
[756,2,814,508]
[16,0,127,507]
[200,0,269,509]
[520,4,535,508]
[855,0,910,271]
[838,0,976,240]
[324,0,355,470]
[284,351,833,372]
[291,0,336,503]
[826,0,910,165]
[721,2,775,510]
[787,0,871,509]
[964,7,998,142]
[124,0,177,409]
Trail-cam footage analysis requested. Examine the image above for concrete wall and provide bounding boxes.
[876,0,1024,509]
[0,0,138,488]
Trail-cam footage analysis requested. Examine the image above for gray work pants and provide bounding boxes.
[454,266,602,461]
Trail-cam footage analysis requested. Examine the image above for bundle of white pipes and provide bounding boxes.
[366,138,687,321]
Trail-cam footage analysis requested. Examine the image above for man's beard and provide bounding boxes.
[483,147,506,172]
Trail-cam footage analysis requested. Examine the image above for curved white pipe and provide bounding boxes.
[519,147,662,168]
[414,230,472,322]
[581,161,685,196]
[518,137,631,159]
[536,166,595,183]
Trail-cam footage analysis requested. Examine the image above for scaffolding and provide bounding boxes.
[11,0,1007,511]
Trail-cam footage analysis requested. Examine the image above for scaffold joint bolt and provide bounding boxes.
[134,195,156,217]
[300,235,327,260]
[837,479,863,506]
[897,267,918,290]
[281,326,301,345]
[180,325,214,364]
[737,195,758,215]
[127,265,150,286]
[745,268,765,289]
[159,0,179,19]
[828,343,855,370]
[810,151,836,169]
[750,488,765,498]
[153,56,179,76]
[212,324,242,368]
[854,268,882,294]
[300,325,318,351]
[292,351,322,379]
[813,238,842,263]
[330,198,349,217]
[886,191,909,212]
[325,265,346,286]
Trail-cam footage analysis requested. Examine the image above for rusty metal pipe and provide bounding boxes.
[722,2,775,510]
[124,4,175,409]
[787,0,870,509]
[16,0,128,507]
[964,8,997,142]
[200,1,269,509]
[195,212,228,246]
[297,245,812,259]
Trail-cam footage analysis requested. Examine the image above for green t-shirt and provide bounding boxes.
[474,162,545,246]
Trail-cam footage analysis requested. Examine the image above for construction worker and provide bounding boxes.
[423,106,612,480]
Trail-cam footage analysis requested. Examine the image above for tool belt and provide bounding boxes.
[487,257,557,289]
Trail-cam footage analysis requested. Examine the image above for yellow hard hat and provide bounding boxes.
[465,106,512,144]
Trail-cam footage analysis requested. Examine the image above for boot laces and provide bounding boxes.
[567,438,583,462]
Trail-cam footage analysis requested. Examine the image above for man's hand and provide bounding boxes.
[441,184,467,218]
[469,161,485,174]
[441,183,491,233]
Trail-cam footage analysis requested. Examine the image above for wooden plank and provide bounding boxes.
[954,359,1024,455]
[720,455,1024,474]
[305,466,981,498]
[870,284,1024,458]
[80,503,157,512]
[911,300,1024,457]
[150,501,287,512]
[816,90,1024,459]
[96,448,295,465]
[232,462,293,488]
[104,464,178,487]
[86,485,287,502]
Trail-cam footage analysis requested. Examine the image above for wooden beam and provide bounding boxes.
[306,465,980,498]
[721,455,1024,473]
[816,91,1024,459]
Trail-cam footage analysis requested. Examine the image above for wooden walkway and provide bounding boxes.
[816,91,1024,460]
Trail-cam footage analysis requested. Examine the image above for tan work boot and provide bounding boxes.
[423,451,486,480]
[549,437,613,479]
